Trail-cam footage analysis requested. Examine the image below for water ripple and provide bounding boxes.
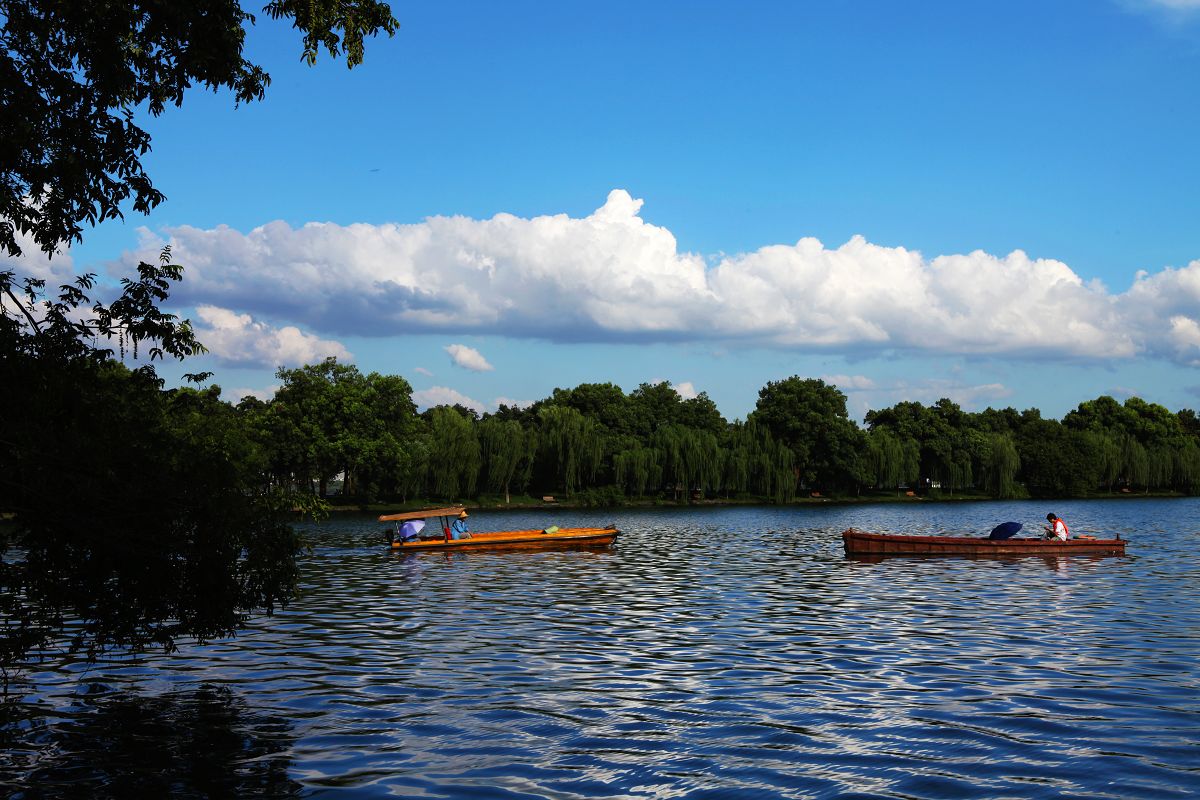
[4,499,1200,798]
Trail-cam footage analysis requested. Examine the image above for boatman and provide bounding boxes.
[451,510,471,540]
[1043,513,1069,541]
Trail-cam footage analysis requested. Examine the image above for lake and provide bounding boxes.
[3,498,1199,798]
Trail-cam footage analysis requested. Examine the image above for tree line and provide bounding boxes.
[225,358,1200,505]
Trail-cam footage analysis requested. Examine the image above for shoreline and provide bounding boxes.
[323,489,1191,515]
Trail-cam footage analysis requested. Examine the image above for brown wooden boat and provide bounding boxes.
[842,528,1126,557]
[380,506,619,552]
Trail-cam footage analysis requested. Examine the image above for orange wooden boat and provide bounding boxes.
[380,506,619,552]
[842,528,1126,557]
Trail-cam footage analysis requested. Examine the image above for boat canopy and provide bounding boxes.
[378,506,465,523]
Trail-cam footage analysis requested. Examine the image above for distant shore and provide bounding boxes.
[323,489,1190,515]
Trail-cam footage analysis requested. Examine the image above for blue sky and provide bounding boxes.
[12,0,1200,422]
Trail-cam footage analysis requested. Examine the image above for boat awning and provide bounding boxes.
[378,506,465,522]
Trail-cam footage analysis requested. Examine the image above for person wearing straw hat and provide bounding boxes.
[450,509,471,540]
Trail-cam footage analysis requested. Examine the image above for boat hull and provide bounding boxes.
[391,527,619,552]
[842,528,1126,557]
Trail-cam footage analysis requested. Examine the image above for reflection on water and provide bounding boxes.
[4,499,1200,798]
[0,684,300,799]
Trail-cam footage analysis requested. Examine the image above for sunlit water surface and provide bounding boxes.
[4,499,1200,798]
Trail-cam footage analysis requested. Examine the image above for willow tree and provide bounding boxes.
[653,424,721,501]
[979,432,1020,499]
[1121,434,1150,490]
[865,428,919,494]
[478,417,535,504]
[1173,440,1200,494]
[537,405,603,496]
[1090,432,1123,492]
[613,446,661,497]
[426,407,480,500]
[723,420,795,503]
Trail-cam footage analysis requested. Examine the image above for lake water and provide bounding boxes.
[4,498,1200,798]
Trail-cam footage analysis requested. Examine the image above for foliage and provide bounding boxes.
[425,406,480,500]
[1,0,397,259]
[537,405,603,496]
[478,417,535,504]
[750,377,863,491]
[864,428,919,493]
[0,353,304,672]
[0,3,393,676]
[267,359,419,500]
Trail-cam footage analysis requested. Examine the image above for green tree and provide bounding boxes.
[0,356,305,673]
[678,392,727,435]
[537,405,603,495]
[548,383,629,433]
[972,431,1020,499]
[721,420,796,502]
[2,0,397,259]
[478,417,535,504]
[612,444,661,497]
[750,377,862,491]
[653,424,721,501]
[0,3,394,676]
[425,406,480,500]
[272,358,358,495]
[864,428,919,493]
[1016,420,1100,497]
[627,382,685,439]
[344,372,421,501]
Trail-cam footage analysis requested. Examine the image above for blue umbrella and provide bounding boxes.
[988,521,1023,540]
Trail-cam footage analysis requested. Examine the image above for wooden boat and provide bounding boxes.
[379,506,619,552]
[842,528,1126,557]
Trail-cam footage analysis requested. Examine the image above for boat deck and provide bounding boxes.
[391,526,619,552]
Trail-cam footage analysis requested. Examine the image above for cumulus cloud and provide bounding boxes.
[493,396,534,410]
[445,343,494,371]
[193,305,351,367]
[115,190,1200,367]
[821,374,877,391]
[672,381,698,400]
[1,228,76,287]
[224,385,279,403]
[846,377,1015,420]
[412,386,485,414]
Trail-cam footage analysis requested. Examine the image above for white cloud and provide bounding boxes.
[414,366,433,376]
[224,385,278,403]
[193,305,351,367]
[493,396,534,410]
[412,386,484,414]
[821,374,876,391]
[1,228,76,287]
[116,190,1200,367]
[849,378,1016,422]
[672,381,698,400]
[445,343,494,371]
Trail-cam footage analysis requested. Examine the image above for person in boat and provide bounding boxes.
[1043,513,1069,541]
[450,510,471,540]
